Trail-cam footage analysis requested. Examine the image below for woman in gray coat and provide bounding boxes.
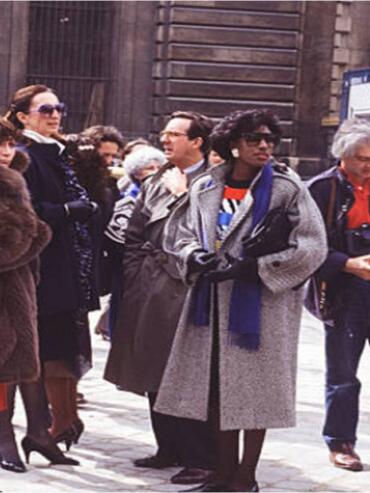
[155,109,328,492]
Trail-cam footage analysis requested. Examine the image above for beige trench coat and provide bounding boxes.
[104,162,208,394]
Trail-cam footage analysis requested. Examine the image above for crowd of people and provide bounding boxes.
[0,83,369,492]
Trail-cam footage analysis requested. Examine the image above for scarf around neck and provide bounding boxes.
[191,163,273,350]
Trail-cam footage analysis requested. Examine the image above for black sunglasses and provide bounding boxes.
[29,102,67,117]
[242,132,279,146]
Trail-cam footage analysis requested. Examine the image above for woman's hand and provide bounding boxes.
[205,253,259,283]
[187,250,220,275]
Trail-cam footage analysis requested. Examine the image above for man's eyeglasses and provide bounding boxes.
[159,130,188,139]
[242,132,279,146]
[29,103,67,117]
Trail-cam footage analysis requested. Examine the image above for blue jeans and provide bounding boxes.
[323,277,370,450]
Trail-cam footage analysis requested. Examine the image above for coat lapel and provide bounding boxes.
[195,163,230,251]
[197,180,224,251]
[147,161,208,227]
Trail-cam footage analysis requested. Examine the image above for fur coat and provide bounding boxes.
[0,151,51,383]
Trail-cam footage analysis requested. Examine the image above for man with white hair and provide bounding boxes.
[306,118,370,472]
[106,146,167,245]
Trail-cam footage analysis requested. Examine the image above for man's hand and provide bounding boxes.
[161,167,187,197]
[342,254,370,280]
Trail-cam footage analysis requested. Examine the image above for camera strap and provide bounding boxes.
[319,177,337,313]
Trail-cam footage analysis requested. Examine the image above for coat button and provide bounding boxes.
[272,260,281,268]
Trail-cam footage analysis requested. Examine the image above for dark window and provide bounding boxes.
[27,1,114,132]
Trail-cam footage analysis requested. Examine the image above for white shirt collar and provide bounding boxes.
[183,159,204,175]
[23,129,65,154]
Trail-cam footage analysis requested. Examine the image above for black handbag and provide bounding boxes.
[241,206,293,257]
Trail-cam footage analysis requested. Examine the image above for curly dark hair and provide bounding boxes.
[69,144,113,206]
[169,111,214,155]
[211,109,282,160]
[80,125,125,151]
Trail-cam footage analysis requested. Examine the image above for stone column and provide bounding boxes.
[0,1,29,113]
[107,1,157,139]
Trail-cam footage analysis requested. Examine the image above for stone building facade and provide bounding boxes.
[0,1,369,175]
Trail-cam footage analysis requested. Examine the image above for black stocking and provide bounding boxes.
[215,428,239,484]
[19,379,52,442]
[230,429,266,491]
[0,384,21,463]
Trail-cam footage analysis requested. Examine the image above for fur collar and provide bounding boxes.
[10,149,29,174]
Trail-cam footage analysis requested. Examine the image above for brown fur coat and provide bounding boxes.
[0,151,51,383]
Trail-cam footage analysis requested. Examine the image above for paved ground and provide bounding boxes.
[1,309,370,493]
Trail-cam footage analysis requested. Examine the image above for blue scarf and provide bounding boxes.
[191,163,273,350]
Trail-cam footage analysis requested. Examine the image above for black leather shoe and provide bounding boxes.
[133,454,179,469]
[181,482,230,492]
[183,480,259,492]
[0,458,27,473]
[171,467,214,485]
[229,481,259,492]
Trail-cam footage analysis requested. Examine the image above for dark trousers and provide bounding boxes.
[148,392,216,469]
[323,277,370,450]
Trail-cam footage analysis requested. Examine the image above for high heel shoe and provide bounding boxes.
[0,454,26,473]
[72,418,84,444]
[54,428,76,452]
[21,436,79,466]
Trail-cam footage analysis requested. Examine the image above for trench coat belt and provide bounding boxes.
[141,241,168,265]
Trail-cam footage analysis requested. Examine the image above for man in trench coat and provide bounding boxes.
[104,111,216,485]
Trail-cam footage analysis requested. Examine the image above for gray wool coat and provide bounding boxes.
[0,152,51,384]
[155,161,328,430]
[104,161,208,394]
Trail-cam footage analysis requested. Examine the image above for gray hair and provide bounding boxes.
[123,146,166,180]
[331,118,370,159]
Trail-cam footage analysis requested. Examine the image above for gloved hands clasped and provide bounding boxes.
[64,199,98,223]
[205,253,259,283]
[187,250,220,275]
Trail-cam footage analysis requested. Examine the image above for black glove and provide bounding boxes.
[64,200,98,223]
[242,206,292,258]
[205,253,258,283]
[187,250,220,275]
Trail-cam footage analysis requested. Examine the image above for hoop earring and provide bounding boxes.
[231,148,239,158]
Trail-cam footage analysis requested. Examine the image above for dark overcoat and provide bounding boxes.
[22,141,99,315]
[104,162,207,393]
[0,152,51,383]
[155,162,328,430]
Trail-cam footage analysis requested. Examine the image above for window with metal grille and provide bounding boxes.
[27,1,114,133]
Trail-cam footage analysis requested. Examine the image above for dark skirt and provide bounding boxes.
[38,310,92,380]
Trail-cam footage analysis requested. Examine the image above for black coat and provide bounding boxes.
[305,165,355,322]
[22,141,99,316]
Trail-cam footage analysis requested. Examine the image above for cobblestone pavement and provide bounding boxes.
[1,309,370,492]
